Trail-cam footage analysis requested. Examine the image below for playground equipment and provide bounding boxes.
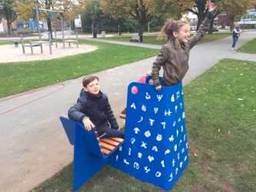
[60,82,189,191]
[23,3,79,55]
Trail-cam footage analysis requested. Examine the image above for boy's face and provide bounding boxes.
[84,79,100,95]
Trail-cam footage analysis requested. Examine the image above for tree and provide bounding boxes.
[0,0,17,35]
[82,0,102,38]
[219,0,254,29]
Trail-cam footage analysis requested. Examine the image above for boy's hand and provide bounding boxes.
[207,0,217,12]
[82,117,95,131]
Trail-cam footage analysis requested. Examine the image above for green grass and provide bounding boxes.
[32,59,256,192]
[0,40,12,45]
[0,40,158,98]
[103,32,230,45]
[238,38,256,53]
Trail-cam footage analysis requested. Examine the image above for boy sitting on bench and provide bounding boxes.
[68,75,124,138]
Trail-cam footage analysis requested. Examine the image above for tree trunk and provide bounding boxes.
[7,21,12,35]
[138,23,145,43]
[208,19,214,34]
[47,17,53,40]
[92,21,97,38]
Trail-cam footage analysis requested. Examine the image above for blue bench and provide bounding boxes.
[60,82,189,191]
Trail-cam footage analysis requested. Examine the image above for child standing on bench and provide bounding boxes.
[68,75,124,138]
[152,0,216,90]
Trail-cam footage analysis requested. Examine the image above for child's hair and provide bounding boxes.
[82,75,99,87]
[161,19,188,40]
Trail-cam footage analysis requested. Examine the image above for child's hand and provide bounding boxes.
[82,117,95,131]
[155,84,162,91]
[207,0,217,12]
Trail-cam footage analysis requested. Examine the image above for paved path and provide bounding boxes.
[0,30,255,192]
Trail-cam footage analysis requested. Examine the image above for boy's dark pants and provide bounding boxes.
[95,123,124,138]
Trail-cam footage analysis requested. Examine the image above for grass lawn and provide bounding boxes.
[103,32,230,45]
[32,59,256,192]
[238,38,256,53]
[0,40,11,45]
[0,40,158,98]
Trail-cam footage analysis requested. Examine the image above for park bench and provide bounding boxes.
[21,40,43,55]
[63,39,79,48]
[60,82,189,191]
[130,33,140,42]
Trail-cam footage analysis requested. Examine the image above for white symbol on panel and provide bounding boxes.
[156,94,163,102]
[155,171,162,178]
[144,130,151,138]
[148,155,155,162]
[180,102,183,109]
[175,168,179,175]
[141,105,147,112]
[161,160,165,168]
[153,107,159,114]
[141,141,147,149]
[130,137,136,145]
[172,121,176,127]
[137,116,143,123]
[181,148,185,154]
[137,152,143,159]
[186,142,189,149]
[176,91,180,99]
[134,162,140,170]
[174,144,178,152]
[179,162,183,168]
[168,135,174,142]
[171,94,175,102]
[179,139,182,146]
[164,109,172,116]
[131,103,136,109]
[168,173,173,182]
[183,135,186,142]
[177,152,180,160]
[178,117,181,122]
[145,92,151,100]
[184,155,188,162]
[134,127,140,134]
[164,149,171,155]
[123,159,130,165]
[156,134,163,141]
[181,125,184,132]
[115,155,119,161]
[119,146,123,151]
[175,105,178,113]
[176,129,179,137]
[161,122,166,129]
[172,159,176,167]
[128,148,132,156]
[152,146,158,152]
[149,118,155,126]
[144,166,150,173]
[182,112,185,119]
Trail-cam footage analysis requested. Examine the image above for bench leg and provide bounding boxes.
[40,45,43,54]
[73,125,109,191]
[22,45,25,54]
[31,46,33,55]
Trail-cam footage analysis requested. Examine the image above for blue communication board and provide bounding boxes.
[110,82,189,190]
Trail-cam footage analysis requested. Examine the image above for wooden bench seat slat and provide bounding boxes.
[110,137,124,143]
[100,138,120,146]
[99,142,116,151]
[100,148,112,155]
